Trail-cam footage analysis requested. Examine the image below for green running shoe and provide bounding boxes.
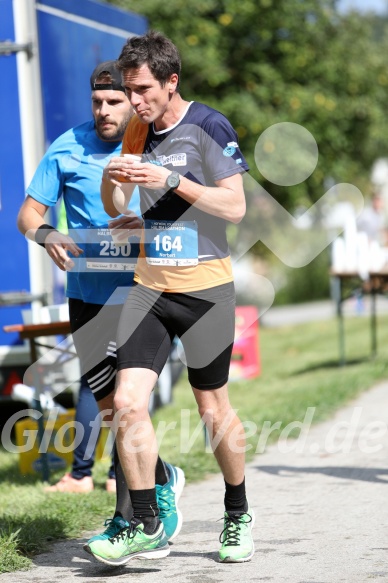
[83,516,129,554]
[156,463,185,541]
[87,518,170,566]
[219,508,255,563]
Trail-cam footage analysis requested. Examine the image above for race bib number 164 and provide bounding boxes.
[144,220,198,266]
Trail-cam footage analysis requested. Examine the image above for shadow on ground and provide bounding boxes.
[255,465,388,484]
[291,357,370,376]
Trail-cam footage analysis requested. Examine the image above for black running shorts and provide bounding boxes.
[69,298,123,401]
[116,282,235,390]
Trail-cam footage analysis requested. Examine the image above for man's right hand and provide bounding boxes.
[103,156,141,184]
[101,157,137,217]
[103,156,126,185]
[44,231,83,271]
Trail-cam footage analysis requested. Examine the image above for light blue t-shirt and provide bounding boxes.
[26,120,140,305]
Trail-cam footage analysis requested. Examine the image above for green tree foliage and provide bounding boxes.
[108,0,388,207]
[107,0,388,301]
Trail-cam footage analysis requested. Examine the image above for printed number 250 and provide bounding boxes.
[100,241,132,257]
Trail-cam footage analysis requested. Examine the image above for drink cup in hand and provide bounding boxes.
[122,154,142,162]
[116,154,142,182]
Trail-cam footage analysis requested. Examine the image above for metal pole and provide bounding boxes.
[331,276,346,366]
[370,289,377,358]
[29,338,49,482]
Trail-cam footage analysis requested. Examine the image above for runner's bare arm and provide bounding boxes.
[101,157,137,217]
[124,163,246,224]
[17,195,82,271]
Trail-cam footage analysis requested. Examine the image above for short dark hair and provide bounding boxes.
[117,30,181,89]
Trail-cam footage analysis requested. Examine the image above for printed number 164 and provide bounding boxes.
[154,234,182,253]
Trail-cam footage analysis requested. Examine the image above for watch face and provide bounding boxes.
[167,172,180,189]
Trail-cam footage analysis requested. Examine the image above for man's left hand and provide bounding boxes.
[125,162,170,190]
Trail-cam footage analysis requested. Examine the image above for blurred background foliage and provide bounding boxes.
[106,0,388,303]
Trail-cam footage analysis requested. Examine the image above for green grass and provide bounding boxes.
[0,453,117,573]
[154,314,388,479]
[1,313,388,573]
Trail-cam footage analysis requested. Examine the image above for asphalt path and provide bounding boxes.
[2,379,387,583]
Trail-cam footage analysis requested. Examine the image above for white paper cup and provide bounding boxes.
[39,306,51,323]
[122,154,142,162]
[59,303,69,321]
[113,155,142,215]
[21,306,41,324]
[21,309,33,325]
[116,154,142,184]
[47,305,61,322]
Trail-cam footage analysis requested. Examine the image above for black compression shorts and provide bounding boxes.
[116,282,235,390]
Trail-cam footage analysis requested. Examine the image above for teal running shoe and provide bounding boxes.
[219,508,255,563]
[156,463,185,541]
[87,518,170,566]
[84,516,129,553]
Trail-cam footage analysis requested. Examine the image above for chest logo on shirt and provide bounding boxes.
[156,153,187,167]
[170,136,191,143]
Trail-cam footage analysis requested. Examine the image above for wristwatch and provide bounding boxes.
[166,171,181,191]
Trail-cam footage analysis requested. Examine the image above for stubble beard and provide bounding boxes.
[95,111,133,142]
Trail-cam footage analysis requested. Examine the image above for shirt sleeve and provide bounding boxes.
[26,142,66,206]
[201,111,249,182]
